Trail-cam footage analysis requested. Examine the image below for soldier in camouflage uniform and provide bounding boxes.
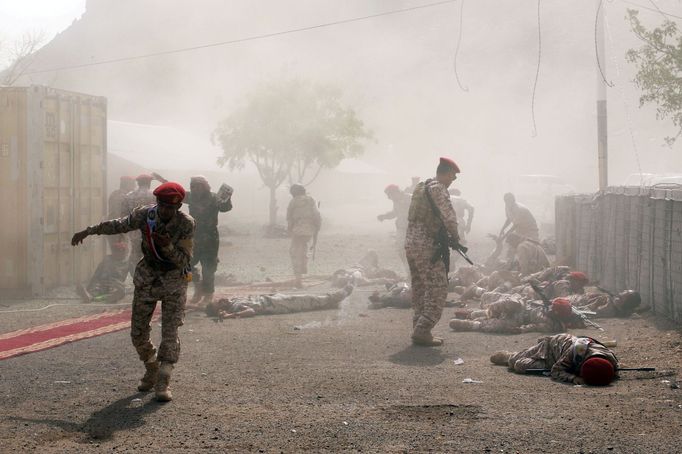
[405,157,461,346]
[378,184,411,274]
[490,333,619,386]
[121,174,160,277]
[569,290,641,318]
[107,176,136,252]
[72,182,194,402]
[183,175,233,306]
[286,184,321,288]
[205,285,353,319]
[505,233,550,276]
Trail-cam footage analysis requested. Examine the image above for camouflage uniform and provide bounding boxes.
[185,190,232,295]
[84,205,195,364]
[287,194,321,278]
[107,188,131,252]
[569,293,618,318]
[507,333,619,383]
[206,287,351,317]
[506,202,540,241]
[121,188,157,276]
[368,282,412,309]
[405,179,459,335]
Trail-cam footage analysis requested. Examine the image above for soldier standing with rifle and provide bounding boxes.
[72,182,195,402]
[405,157,463,347]
[286,184,321,289]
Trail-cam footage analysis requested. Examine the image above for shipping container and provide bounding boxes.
[0,85,107,296]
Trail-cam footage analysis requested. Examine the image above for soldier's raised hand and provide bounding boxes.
[71,230,89,246]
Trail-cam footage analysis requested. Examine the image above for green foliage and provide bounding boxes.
[212,79,373,188]
[626,10,682,146]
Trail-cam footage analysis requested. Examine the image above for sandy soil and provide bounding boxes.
[1,230,681,453]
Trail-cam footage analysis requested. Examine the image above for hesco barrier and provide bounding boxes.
[0,86,107,296]
[556,187,682,323]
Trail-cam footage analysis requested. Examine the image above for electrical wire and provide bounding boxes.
[452,0,469,92]
[530,0,541,137]
[620,0,682,20]
[23,0,458,76]
[595,0,615,88]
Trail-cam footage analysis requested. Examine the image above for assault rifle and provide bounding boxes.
[530,282,604,331]
[525,367,656,375]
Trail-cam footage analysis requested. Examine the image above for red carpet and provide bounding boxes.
[0,309,143,360]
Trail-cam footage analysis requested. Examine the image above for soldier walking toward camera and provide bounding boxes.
[287,184,321,288]
[184,175,233,307]
[405,157,461,347]
[72,182,195,402]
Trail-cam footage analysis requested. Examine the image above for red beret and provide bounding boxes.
[384,184,400,194]
[569,271,589,283]
[136,174,154,182]
[439,157,460,173]
[550,297,573,319]
[153,182,186,204]
[580,356,615,386]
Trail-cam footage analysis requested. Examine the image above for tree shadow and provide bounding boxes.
[11,392,163,441]
[388,344,447,367]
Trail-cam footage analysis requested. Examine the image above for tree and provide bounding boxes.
[212,79,373,226]
[0,31,45,86]
[626,10,682,146]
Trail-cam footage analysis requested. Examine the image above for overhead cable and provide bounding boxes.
[23,0,458,75]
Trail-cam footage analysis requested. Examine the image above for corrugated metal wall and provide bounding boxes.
[556,188,682,323]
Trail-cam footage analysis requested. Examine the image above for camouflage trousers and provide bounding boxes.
[508,340,550,373]
[406,248,448,332]
[191,245,219,294]
[131,261,188,364]
[290,235,311,276]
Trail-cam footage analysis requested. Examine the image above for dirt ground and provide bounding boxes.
[1,229,682,453]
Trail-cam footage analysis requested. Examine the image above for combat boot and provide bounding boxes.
[411,329,443,347]
[137,357,159,392]
[490,351,513,366]
[448,319,480,332]
[155,362,174,402]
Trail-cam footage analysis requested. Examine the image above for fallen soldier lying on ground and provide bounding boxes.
[569,290,642,318]
[449,297,586,334]
[331,250,400,287]
[490,333,619,386]
[368,282,465,310]
[77,241,128,304]
[206,285,353,319]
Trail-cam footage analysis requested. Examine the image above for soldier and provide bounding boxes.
[122,174,160,276]
[77,241,129,304]
[368,282,412,310]
[505,233,550,276]
[107,176,136,252]
[448,296,582,334]
[449,188,474,243]
[183,175,233,307]
[205,285,353,319]
[286,184,321,288]
[569,290,641,318]
[72,182,195,402]
[490,333,619,386]
[405,157,461,346]
[377,184,411,273]
[499,193,540,241]
[330,250,400,288]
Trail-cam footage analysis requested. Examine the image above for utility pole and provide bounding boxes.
[596,1,608,190]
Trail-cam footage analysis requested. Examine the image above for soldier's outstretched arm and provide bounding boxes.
[71,208,146,246]
[550,351,579,384]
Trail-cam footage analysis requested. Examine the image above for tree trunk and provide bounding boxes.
[268,185,278,226]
